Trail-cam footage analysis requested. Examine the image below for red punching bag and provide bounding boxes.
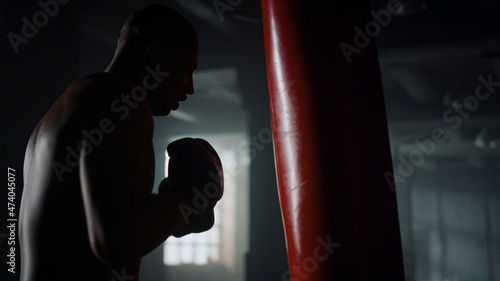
[261,0,405,280]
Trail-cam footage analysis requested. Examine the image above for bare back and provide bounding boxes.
[20,73,150,281]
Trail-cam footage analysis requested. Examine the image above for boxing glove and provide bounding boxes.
[159,137,224,237]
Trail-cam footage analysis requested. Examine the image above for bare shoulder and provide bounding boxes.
[77,73,153,131]
[61,73,123,115]
[63,73,155,156]
[46,73,152,134]
[25,72,154,172]
[24,72,154,187]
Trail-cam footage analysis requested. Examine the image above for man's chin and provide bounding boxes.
[152,104,178,116]
[172,101,180,110]
[152,108,171,117]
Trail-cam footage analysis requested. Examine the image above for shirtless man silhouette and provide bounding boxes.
[19,5,222,280]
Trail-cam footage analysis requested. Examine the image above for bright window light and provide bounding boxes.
[163,150,223,266]
[162,133,247,269]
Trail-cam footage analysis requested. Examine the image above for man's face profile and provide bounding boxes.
[112,5,200,117]
[147,32,199,116]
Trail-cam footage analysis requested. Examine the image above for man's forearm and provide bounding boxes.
[120,192,187,259]
[82,186,187,266]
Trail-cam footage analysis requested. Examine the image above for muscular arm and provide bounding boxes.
[79,103,185,266]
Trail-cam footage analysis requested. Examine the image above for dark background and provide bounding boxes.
[1,0,499,280]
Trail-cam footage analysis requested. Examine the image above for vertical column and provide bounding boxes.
[261,0,405,280]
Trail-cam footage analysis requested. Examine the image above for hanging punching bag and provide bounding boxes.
[261,0,406,280]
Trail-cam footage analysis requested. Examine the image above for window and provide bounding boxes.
[162,133,249,280]
[163,209,222,265]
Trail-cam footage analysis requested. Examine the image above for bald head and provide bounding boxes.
[109,4,198,72]
[120,5,197,51]
[106,5,199,116]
